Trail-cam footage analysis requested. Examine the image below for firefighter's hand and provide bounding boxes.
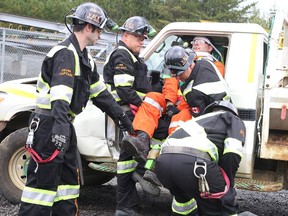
[52,134,68,152]
[118,112,134,133]
[166,105,180,117]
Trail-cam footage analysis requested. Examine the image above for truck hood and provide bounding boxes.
[0,78,37,121]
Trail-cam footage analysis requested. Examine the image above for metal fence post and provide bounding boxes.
[0,28,6,83]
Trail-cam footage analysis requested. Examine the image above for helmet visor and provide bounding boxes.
[135,27,148,36]
[165,53,195,76]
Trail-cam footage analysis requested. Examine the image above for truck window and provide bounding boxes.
[145,35,229,73]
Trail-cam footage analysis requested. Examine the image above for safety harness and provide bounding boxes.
[25,116,61,171]
[193,158,230,199]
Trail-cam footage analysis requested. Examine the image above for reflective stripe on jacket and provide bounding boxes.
[36,34,125,136]
[162,110,246,162]
[103,41,152,107]
[35,35,102,115]
[180,59,230,117]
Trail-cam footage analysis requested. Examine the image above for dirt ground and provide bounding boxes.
[1,178,288,216]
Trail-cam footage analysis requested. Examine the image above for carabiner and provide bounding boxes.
[193,158,207,178]
[29,116,40,132]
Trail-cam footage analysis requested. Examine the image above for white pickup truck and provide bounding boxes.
[1,11,288,203]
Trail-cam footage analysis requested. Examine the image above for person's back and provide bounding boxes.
[163,46,230,134]
[180,57,228,117]
[155,100,246,216]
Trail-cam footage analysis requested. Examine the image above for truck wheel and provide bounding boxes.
[0,128,115,204]
[0,127,29,204]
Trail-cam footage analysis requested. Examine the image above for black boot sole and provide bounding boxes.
[121,139,147,164]
[143,170,163,187]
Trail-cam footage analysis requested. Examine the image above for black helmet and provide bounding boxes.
[119,16,156,38]
[164,46,196,76]
[204,100,239,116]
[67,2,108,29]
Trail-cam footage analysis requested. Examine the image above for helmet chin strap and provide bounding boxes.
[64,8,76,34]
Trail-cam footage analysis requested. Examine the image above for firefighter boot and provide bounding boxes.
[115,208,141,216]
[132,171,160,196]
[143,170,162,187]
[121,130,150,164]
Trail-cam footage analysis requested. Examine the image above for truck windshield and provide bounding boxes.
[145,35,180,72]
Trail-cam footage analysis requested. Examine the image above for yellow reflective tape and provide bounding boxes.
[54,194,79,202]
[24,186,56,195]
[57,184,80,190]
[0,87,36,99]
[248,34,258,83]
[21,197,53,207]
[117,167,136,174]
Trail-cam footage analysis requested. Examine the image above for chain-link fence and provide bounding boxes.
[0,27,117,83]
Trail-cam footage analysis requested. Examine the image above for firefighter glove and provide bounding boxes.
[52,134,68,152]
[118,112,134,133]
[166,105,180,117]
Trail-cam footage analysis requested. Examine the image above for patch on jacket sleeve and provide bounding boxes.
[115,63,128,70]
[59,68,73,77]
[191,106,200,113]
[240,129,245,138]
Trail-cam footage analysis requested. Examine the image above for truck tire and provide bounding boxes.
[0,127,115,204]
[0,127,29,204]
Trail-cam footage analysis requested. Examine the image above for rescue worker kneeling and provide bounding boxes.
[154,101,246,216]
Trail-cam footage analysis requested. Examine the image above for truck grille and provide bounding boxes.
[238,109,256,121]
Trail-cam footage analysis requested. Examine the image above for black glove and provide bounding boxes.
[166,105,180,117]
[150,70,161,85]
[118,112,133,133]
[52,134,68,152]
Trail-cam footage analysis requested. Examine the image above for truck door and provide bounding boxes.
[260,12,288,161]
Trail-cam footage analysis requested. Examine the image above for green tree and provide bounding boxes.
[247,5,270,30]
[0,0,269,31]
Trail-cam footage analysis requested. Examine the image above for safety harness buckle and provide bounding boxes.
[193,158,207,178]
[193,158,211,196]
[25,116,40,149]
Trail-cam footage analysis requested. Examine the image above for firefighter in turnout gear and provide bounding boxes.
[155,101,246,216]
[121,45,230,162]
[103,16,173,216]
[164,46,230,135]
[18,2,132,216]
[120,45,230,215]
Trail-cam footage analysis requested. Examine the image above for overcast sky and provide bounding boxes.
[249,0,288,15]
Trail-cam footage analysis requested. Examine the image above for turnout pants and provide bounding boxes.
[116,98,169,211]
[155,153,238,216]
[19,113,80,216]
[116,148,145,210]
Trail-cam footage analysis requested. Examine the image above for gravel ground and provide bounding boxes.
[1,178,288,216]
